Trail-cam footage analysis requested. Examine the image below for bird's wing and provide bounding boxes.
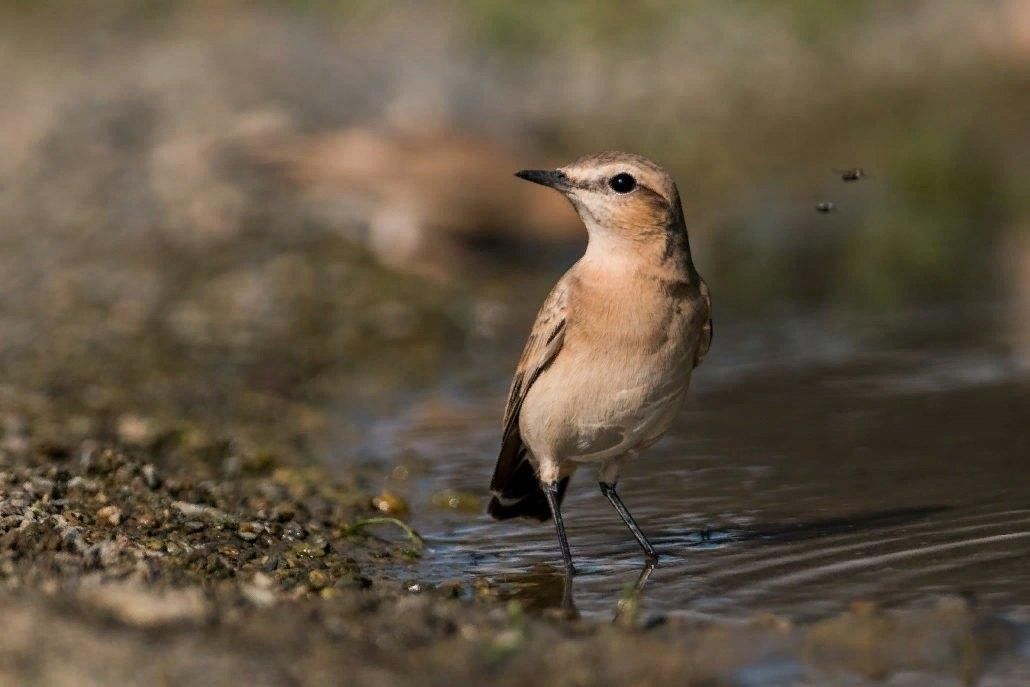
[693,279,712,368]
[490,278,569,494]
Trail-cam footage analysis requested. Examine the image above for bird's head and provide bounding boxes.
[515,151,684,244]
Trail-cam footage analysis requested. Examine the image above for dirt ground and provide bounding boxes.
[2,426,1028,687]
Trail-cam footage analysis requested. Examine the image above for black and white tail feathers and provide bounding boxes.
[488,448,569,521]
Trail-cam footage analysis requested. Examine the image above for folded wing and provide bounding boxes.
[488,278,569,520]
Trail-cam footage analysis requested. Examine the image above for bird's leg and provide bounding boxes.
[544,481,576,576]
[560,571,578,616]
[600,482,659,563]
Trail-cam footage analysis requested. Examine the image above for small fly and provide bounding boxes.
[835,168,866,182]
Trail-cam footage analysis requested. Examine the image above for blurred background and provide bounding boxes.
[1,0,1029,621]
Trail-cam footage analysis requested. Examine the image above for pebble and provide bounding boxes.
[172,501,230,524]
[116,414,154,446]
[307,570,329,589]
[291,540,328,559]
[141,464,161,490]
[237,521,265,541]
[372,490,408,516]
[96,505,122,526]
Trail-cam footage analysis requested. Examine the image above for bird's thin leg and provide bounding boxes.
[560,571,577,615]
[600,482,659,562]
[544,482,576,576]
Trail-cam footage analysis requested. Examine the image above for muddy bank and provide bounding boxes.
[4,585,1025,687]
[1,437,1027,686]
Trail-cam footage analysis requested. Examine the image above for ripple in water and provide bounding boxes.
[356,312,1030,623]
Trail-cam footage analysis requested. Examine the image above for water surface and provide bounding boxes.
[362,304,1030,623]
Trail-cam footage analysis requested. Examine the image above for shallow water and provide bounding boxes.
[362,302,1030,624]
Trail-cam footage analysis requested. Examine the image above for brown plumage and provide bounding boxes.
[488,152,712,572]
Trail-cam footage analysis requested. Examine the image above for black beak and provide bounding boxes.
[515,169,571,191]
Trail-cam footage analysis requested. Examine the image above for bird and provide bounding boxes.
[487,151,712,575]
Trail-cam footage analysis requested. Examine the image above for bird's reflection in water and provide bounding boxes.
[478,565,577,616]
[479,561,659,623]
[612,561,657,627]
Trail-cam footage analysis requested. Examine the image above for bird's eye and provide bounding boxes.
[608,173,636,193]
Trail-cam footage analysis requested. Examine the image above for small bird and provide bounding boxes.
[488,152,712,575]
[816,201,835,213]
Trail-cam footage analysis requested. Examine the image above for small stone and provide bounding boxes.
[172,501,229,524]
[60,526,83,553]
[281,522,305,541]
[117,414,154,445]
[218,545,240,560]
[143,539,165,552]
[141,464,161,489]
[290,540,328,559]
[238,521,265,541]
[135,512,157,529]
[67,476,101,493]
[96,505,122,526]
[372,489,408,516]
[307,569,329,589]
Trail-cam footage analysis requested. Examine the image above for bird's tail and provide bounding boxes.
[488,455,569,521]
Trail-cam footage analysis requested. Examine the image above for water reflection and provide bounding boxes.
[474,508,950,620]
[476,566,575,615]
[476,559,660,625]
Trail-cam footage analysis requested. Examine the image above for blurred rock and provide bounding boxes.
[250,127,581,278]
[372,490,409,517]
[95,505,122,527]
[78,583,210,628]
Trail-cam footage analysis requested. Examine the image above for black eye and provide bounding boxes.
[608,172,636,193]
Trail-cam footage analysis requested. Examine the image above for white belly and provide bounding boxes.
[519,342,694,464]
[567,373,690,463]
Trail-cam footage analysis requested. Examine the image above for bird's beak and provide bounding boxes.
[515,169,572,191]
